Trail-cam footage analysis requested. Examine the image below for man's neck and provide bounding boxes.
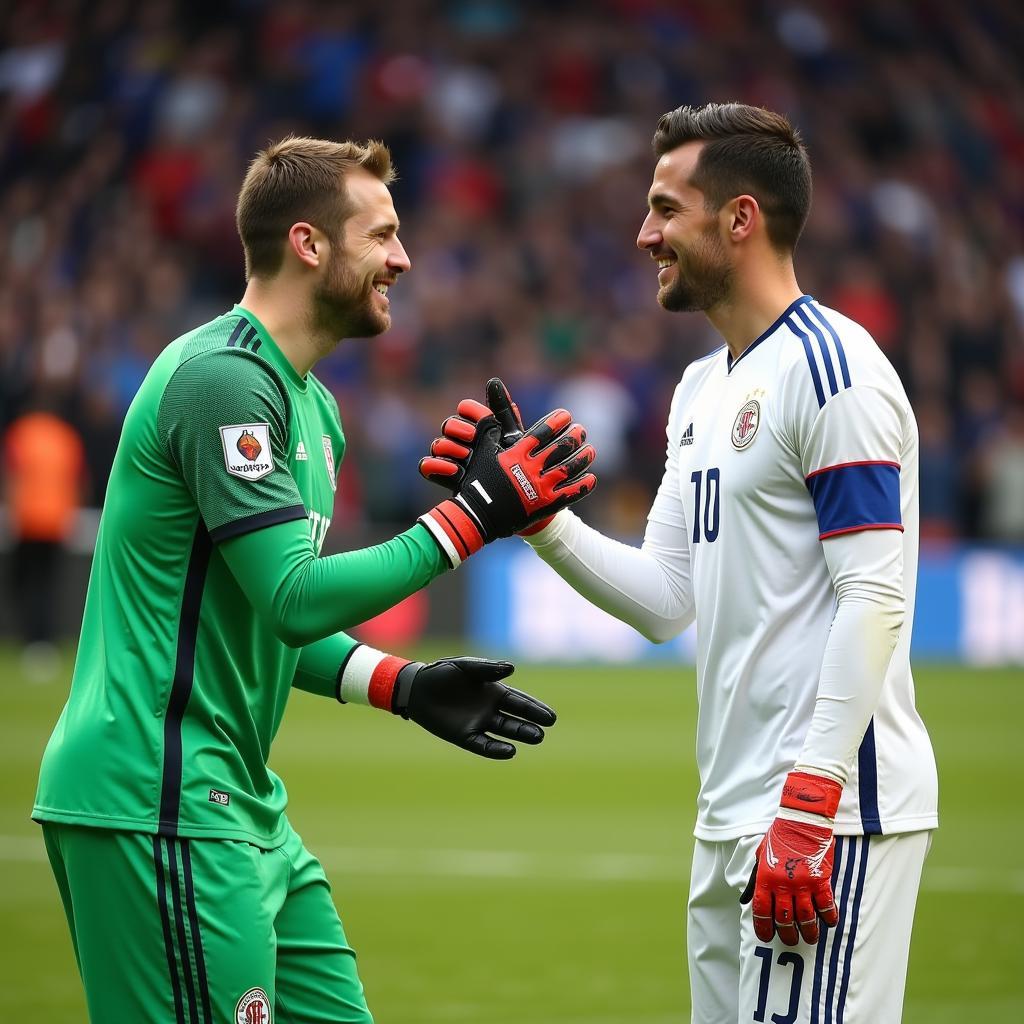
[705,264,803,363]
[238,279,321,378]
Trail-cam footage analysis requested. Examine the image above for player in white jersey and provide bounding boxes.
[420,103,937,1023]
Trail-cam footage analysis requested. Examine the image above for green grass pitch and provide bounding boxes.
[1,646,1021,1021]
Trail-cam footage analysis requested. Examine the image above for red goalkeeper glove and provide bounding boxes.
[420,379,591,537]
[739,769,842,946]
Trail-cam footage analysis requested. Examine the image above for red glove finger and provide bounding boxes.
[795,889,819,945]
[441,415,478,444]
[544,444,596,489]
[774,889,799,947]
[537,424,587,471]
[431,436,472,459]
[813,880,839,928]
[520,409,574,455]
[555,471,596,503]
[456,398,491,423]
[750,872,775,943]
[419,456,462,483]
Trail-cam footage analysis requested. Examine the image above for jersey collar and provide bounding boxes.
[726,294,814,373]
[230,304,308,392]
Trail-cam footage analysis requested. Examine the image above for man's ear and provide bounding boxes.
[725,195,759,243]
[288,222,320,268]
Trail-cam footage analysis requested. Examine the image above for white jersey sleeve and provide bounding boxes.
[797,527,904,782]
[523,380,695,643]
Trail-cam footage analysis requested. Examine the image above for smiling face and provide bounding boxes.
[636,142,734,314]
[312,168,411,339]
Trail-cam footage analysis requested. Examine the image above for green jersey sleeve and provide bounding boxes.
[292,631,362,699]
[220,516,447,648]
[157,348,307,542]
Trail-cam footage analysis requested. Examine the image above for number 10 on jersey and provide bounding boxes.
[690,468,720,543]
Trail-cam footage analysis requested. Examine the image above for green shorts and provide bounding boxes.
[41,819,372,1024]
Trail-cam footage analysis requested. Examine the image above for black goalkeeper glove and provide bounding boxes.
[396,657,555,759]
[337,646,556,759]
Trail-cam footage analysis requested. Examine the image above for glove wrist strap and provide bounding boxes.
[779,769,843,819]
[392,661,425,717]
[336,644,410,711]
[419,498,486,568]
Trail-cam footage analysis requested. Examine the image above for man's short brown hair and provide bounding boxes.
[653,103,811,252]
[236,136,395,280]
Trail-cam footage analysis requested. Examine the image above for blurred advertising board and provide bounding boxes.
[467,541,1024,666]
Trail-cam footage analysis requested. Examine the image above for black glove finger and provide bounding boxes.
[486,377,525,442]
[488,713,545,745]
[444,657,515,683]
[464,732,516,760]
[419,455,464,487]
[499,685,557,726]
[739,859,758,905]
[441,414,479,445]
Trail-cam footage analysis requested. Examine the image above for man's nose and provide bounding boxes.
[388,239,411,273]
[636,214,661,251]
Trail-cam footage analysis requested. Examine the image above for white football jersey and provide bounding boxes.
[653,295,938,840]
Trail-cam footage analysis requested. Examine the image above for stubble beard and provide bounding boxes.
[310,252,390,349]
[658,226,734,314]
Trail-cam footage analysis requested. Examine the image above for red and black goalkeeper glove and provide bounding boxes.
[420,378,592,540]
[740,770,842,946]
[418,384,595,565]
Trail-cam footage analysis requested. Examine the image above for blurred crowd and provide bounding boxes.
[2,0,1024,545]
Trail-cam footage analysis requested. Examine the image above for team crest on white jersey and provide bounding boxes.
[236,987,271,1024]
[322,435,337,491]
[220,424,274,480]
[731,400,760,450]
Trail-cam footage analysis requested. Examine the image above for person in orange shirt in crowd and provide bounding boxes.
[3,405,85,675]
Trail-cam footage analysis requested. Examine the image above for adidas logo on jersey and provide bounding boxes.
[295,441,308,461]
[680,422,694,446]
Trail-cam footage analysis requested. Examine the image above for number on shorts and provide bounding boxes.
[753,946,804,1024]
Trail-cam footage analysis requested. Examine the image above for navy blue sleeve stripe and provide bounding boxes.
[805,462,902,538]
[225,318,247,347]
[796,305,840,397]
[787,317,827,407]
[208,503,308,544]
[807,304,852,388]
[857,719,882,834]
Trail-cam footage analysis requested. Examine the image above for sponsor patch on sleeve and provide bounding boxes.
[220,423,275,481]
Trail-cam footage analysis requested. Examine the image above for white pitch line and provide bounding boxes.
[3,834,1022,893]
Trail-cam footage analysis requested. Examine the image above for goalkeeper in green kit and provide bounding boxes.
[32,137,596,1024]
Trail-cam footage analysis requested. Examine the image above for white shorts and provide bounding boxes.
[687,830,931,1024]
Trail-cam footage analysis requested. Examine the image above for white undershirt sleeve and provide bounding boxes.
[524,395,696,643]
[796,527,904,784]
[522,509,695,644]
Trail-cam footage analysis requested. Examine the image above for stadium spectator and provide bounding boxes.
[2,402,84,675]
[0,0,1022,552]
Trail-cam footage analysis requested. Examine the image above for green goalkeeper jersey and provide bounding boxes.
[34,306,445,846]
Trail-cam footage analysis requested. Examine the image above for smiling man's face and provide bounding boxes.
[313,168,411,339]
[636,141,734,314]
